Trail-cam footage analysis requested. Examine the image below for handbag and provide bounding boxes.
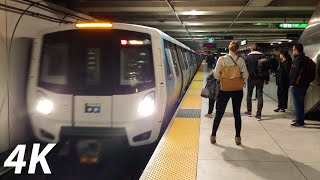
[201,79,214,98]
[201,87,210,98]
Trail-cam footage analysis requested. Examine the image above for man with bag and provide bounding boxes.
[244,44,269,121]
[290,43,316,127]
[210,41,248,145]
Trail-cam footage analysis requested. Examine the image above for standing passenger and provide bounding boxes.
[274,50,292,112]
[290,43,315,127]
[270,55,279,76]
[244,44,269,121]
[206,53,214,69]
[210,41,248,145]
[205,59,219,118]
[204,74,218,118]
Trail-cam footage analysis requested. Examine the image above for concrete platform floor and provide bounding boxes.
[197,70,320,180]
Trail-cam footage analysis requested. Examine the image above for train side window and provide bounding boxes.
[186,51,192,68]
[191,52,197,67]
[176,47,185,71]
[194,53,199,65]
[182,50,189,69]
[164,41,173,80]
[178,47,188,69]
[169,43,180,77]
[191,53,195,66]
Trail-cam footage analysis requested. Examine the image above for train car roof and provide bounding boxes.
[36,22,195,52]
[112,23,193,51]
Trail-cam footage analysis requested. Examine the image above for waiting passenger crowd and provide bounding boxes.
[203,41,316,145]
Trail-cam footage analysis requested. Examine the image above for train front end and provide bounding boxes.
[27,23,164,148]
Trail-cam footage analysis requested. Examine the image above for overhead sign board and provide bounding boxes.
[214,36,233,40]
[241,39,247,45]
[279,23,308,29]
[208,36,234,41]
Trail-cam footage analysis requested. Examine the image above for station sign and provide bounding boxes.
[240,39,247,45]
[279,23,308,29]
[208,36,234,42]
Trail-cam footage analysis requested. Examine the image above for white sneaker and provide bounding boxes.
[205,114,213,118]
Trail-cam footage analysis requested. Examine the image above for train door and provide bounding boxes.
[186,51,195,79]
[163,41,175,107]
[71,31,113,127]
[169,43,183,101]
[176,47,189,92]
[183,50,193,82]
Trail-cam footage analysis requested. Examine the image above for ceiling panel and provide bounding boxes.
[50,0,318,52]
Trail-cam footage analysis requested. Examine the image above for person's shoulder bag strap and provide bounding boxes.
[227,55,239,66]
[227,55,243,78]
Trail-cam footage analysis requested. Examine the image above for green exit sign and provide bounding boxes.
[279,23,308,29]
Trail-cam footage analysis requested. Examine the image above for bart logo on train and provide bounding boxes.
[85,103,101,113]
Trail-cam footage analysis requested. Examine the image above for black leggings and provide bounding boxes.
[211,90,243,137]
[208,98,215,114]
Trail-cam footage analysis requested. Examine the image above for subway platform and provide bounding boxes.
[141,62,320,180]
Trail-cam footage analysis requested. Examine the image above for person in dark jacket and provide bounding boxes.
[204,74,219,118]
[244,44,269,121]
[206,53,215,69]
[205,58,219,118]
[290,43,310,127]
[274,50,292,112]
[269,55,279,76]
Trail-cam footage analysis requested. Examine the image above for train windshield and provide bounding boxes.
[39,29,155,95]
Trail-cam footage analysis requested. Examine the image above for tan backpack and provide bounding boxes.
[220,55,244,91]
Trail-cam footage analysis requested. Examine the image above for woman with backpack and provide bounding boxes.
[210,41,248,145]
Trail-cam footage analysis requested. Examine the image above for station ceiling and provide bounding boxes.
[51,0,318,52]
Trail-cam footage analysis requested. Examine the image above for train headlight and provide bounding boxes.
[138,93,155,117]
[36,99,54,115]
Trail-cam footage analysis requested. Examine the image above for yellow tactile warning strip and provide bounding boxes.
[145,118,200,180]
[143,65,204,180]
[181,80,203,109]
[193,72,204,81]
